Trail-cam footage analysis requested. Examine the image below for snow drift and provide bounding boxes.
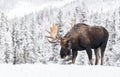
[1,64,120,77]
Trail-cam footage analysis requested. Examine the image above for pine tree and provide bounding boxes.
[0,12,12,63]
[12,22,17,64]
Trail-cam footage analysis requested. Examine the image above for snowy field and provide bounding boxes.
[1,64,120,77]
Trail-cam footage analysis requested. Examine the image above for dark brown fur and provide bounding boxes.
[60,23,109,65]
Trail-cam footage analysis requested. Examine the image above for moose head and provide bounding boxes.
[46,23,73,59]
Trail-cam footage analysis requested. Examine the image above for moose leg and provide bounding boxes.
[72,51,78,64]
[94,48,100,65]
[86,48,93,65]
[67,50,71,56]
[100,45,106,65]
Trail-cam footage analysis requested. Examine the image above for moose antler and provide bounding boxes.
[71,19,76,28]
[46,23,60,43]
[46,19,75,43]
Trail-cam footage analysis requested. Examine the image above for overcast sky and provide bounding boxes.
[0,0,74,19]
[0,0,119,19]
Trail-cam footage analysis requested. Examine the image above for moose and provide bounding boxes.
[46,22,109,65]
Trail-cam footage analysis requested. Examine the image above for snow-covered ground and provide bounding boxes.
[1,64,120,77]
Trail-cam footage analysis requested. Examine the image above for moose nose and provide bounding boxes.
[61,55,66,59]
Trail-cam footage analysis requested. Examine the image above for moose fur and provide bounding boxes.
[60,23,109,65]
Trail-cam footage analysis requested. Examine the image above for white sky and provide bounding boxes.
[0,0,74,19]
[0,0,119,19]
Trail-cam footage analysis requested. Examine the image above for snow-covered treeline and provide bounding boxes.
[0,0,120,66]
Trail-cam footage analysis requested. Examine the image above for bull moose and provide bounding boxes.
[46,22,109,65]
